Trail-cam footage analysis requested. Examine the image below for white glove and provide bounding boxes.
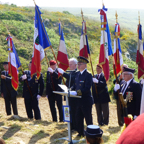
[57,68,64,74]
[141,79,144,84]
[22,74,27,80]
[93,78,98,83]
[37,95,41,100]
[134,115,137,120]
[114,84,120,91]
[48,67,54,73]
[46,95,48,99]
[70,91,77,96]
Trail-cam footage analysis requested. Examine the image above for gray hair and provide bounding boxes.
[69,58,78,65]
[122,72,134,78]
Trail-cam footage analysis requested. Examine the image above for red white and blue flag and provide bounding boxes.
[31,5,51,79]
[6,35,20,91]
[136,24,144,79]
[79,20,90,58]
[98,5,113,81]
[114,23,123,75]
[57,22,69,72]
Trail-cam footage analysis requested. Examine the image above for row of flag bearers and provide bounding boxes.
[1,2,144,137]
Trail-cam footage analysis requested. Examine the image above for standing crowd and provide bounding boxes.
[0,56,143,138]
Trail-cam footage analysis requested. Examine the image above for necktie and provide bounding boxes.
[121,82,127,95]
[97,74,99,79]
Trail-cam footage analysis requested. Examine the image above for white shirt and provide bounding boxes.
[122,78,133,95]
[80,68,87,75]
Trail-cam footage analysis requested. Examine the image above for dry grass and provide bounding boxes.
[0,97,121,144]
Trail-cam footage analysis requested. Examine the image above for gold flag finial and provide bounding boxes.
[138,11,140,24]
[115,11,118,23]
[81,9,84,21]
[102,0,104,7]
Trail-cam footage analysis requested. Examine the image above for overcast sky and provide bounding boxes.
[0,0,143,9]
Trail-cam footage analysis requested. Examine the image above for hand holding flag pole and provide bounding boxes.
[81,9,98,94]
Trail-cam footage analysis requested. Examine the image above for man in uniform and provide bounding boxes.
[70,56,93,137]
[92,64,110,126]
[46,60,63,122]
[1,61,19,118]
[58,58,78,130]
[114,67,142,119]
[20,61,44,120]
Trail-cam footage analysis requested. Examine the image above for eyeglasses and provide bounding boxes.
[78,63,84,66]
[123,73,130,75]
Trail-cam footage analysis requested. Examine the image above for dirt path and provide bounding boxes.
[0,97,121,144]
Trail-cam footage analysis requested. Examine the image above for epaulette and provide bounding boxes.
[87,70,92,74]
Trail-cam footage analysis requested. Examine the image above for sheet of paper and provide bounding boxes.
[58,84,68,92]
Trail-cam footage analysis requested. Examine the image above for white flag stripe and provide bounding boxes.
[8,52,17,68]
[138,39,143,55]
[59,40,67,54]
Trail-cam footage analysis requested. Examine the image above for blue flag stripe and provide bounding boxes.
[35,5,51,50]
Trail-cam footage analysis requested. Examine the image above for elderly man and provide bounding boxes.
[58,58,78,130]
[92,64,110,126]
[46,60,63,122]
[70,56,93,137]
[20,61,44,120]
[114,67,142,119]
[1,61,19,118]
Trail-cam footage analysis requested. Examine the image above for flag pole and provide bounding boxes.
[32,0,66,85]
[81,9,98,94]
[112,11,123,111]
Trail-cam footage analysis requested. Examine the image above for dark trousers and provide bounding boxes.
[76,105,93,135]
[24,97,41,120]
[116,98,124,126]
[69,98,77,130]
[48,94,63,122]
[95,103,109,125]
[4,94,18,115]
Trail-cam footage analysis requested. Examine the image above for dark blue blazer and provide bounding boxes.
[1,71,17,98]
[20,71,44,98]
[92,73,110,104]
[72,69,93,106]
[114,79,142,116]
[46,69,62,96]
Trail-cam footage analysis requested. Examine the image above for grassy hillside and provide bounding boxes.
[0,4,139,95]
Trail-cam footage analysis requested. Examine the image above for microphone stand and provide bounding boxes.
[66,71,73,144]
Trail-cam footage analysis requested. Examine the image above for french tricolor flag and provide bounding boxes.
[114,23,123,75]
[98,6,113,81]
[79,20,89,58]
[6,36,19,91]
[57,22,69,72]
[136,24,144,79]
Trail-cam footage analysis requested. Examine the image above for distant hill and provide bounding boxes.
[42,7,144,32]
[0,4,140,95]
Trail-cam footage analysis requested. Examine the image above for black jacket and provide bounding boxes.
[20,71,44,98]
[46,69,62,96]
[114,78,142,116]
[1,70,17,98]
[92,73,110,103]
